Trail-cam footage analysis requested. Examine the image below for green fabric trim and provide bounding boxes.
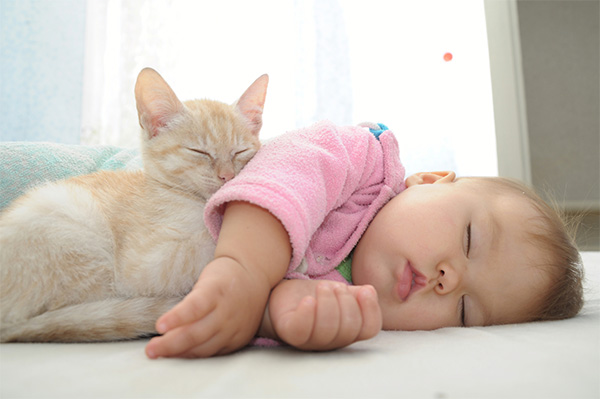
[335,253,353,284]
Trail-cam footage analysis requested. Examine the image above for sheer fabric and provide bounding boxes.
[82,0,497,176]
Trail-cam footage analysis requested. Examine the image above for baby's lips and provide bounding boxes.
[408,262,428,294]
[410,264,428,287]
[396,262,427,301]
[396,263,413,300]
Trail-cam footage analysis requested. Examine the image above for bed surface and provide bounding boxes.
[1,251,598,399]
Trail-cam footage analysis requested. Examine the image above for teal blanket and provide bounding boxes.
[0,142,142,211]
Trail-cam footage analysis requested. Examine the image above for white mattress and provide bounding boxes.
[1,252,598,399]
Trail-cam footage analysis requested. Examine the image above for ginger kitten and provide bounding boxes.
[0,68,268,342]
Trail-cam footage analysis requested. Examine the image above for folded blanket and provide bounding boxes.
[0,142,141,211]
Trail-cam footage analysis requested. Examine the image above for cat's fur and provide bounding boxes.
[0,68,268,342]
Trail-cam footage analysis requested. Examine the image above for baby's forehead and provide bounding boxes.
[491,261,551,325]
[458,177,540,216]
[482,239,551,326]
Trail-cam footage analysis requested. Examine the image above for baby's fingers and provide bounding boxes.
[332,285,363,345]
[275,296,317,347]
[355,285,382,340]
[309,283,341,347]
[146,311,220,358]
[154,287,216,334]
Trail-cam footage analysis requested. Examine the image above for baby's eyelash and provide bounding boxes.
[465,223,472,256]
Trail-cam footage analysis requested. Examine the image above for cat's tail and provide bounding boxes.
[0,296,181,343]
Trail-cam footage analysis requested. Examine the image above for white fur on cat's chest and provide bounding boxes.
[112,190,215,297]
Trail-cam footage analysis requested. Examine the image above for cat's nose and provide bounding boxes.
[219,171,235,182]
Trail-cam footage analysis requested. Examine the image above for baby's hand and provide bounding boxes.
[266,280,382,351]
[145,256,270,358]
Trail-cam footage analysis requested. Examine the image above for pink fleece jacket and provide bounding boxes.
[204,120,406,283]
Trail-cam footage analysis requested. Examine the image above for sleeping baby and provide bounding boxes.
[145,121,584,357]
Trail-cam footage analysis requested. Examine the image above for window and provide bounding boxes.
[83,0,497,176]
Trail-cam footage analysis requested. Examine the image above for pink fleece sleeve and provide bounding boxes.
[204,120,401,274]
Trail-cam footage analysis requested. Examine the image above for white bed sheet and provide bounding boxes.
[1,252,598,399]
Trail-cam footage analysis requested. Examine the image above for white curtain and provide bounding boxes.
[82,0,497,177]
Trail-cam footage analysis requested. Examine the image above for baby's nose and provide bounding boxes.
[434,263,462,294]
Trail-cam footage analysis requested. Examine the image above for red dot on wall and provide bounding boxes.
[443,52,453,62]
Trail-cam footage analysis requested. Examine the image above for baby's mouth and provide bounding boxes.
[396,262,427,301]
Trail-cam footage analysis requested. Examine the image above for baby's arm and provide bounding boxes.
[259,279,382,351]
[145,201,291,358]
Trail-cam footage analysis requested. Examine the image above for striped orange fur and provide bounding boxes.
[0,68,268,342]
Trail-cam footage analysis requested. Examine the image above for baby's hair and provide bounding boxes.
[462,176,584,322]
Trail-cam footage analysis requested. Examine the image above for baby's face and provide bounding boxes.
[352,173,549,330]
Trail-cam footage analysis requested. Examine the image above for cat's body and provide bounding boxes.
[0,68,268,342]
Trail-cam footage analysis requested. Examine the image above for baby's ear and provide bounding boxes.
[134,67,184,138]
[405,171,456,187]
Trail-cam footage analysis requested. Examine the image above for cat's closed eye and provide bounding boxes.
[187,147,213,160]
[234,149,253,159]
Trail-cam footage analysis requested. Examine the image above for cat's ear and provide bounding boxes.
[234,74,269,137]
[134,68,184,138]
